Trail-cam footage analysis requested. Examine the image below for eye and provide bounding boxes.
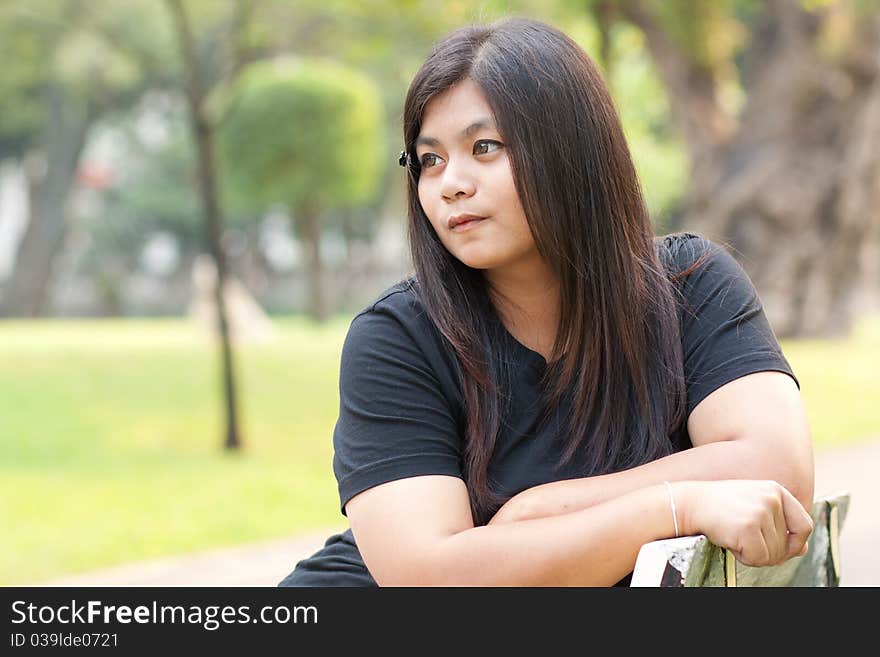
[418,140,503,170]
[474,139,503,155]
[419,153,443,169]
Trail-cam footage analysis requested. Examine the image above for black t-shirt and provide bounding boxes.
[278,232,799,587]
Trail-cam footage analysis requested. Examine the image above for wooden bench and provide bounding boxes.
[631,491,850,587]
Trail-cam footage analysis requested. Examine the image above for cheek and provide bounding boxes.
[494,172,528,225]
[503,178,523,210]
[417,184,444,234]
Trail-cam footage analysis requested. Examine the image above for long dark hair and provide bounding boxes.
[401,17,710,525]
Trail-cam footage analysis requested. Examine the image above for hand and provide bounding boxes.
[677,480,814,567]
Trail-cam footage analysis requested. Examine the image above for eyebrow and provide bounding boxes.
[415,118,497,148]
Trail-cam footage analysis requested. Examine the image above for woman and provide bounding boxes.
[279,17,814,587]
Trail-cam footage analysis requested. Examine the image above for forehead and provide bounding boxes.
[419,78,496,137]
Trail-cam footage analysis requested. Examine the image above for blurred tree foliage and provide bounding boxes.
[7,0,874,336]
[78,106,201,284]
[213,56,385,320]
[1,0,686,318]
[213,58,384,215]
[0,0,174,316]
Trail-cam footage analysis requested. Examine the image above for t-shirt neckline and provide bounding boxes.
[499,323,548,372]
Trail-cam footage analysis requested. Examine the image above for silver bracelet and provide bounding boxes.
[664,481,679,538]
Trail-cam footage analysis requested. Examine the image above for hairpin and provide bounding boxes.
[398,150,408,167]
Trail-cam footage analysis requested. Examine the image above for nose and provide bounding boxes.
[440,158,476,201]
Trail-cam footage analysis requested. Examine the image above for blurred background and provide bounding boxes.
[1,0,878,586]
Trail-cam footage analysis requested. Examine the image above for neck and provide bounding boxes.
[484,257,560,360]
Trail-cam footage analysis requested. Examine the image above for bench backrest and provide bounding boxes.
[630,491,850,587]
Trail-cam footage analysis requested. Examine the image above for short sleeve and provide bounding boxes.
[673,236,800,419]
[332,308,464,516]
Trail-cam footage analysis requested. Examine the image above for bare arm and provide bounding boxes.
[489,371,815,525]
[347,474,812,586]
[348,476,677,586]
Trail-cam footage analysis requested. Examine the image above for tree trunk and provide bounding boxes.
[0,86,92,317]
[687,3,880,337]
[297,206,327,322]
[626,0,880,337]
[167,0,243,451]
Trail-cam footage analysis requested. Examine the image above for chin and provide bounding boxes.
[452,250,505,271]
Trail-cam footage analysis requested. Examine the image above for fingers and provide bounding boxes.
[779,486,813,558]
[694,480,814,567]
[727,482,812,567]
[736,524,770,567]
[786,527,811,559]
[768,495,789,564]
[756,527,772,567]
[740,484,790,566]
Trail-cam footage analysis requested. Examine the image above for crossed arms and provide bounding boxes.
[345,371,815,586]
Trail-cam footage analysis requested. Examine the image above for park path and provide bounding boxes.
[36,438,880,587]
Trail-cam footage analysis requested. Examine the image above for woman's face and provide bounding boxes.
[416,78,538,273]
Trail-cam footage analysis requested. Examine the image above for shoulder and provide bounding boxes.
[655,231,751,296]
[655,231,724,276]
[655,231,766,333]
[347,275,428,340]
[656,234,798,418]
[354,276,420,319]
[342,276,460,381]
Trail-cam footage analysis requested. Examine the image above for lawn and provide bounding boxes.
[1,312,878,585]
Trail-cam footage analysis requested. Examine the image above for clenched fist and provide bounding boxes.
[673,480,814,567]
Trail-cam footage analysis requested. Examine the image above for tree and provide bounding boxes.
[595,0,880,336]
[214,57,385,321]
[0,0,174,316]
[165,0,249,451]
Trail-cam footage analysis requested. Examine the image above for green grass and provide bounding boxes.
[0,317,350,585]
[1,313,878,585]
[780,312,880,449]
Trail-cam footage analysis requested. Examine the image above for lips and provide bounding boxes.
[448,213,486,230]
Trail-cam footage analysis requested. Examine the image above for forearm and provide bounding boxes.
[413,483,678,586]
[498,439,813,523]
